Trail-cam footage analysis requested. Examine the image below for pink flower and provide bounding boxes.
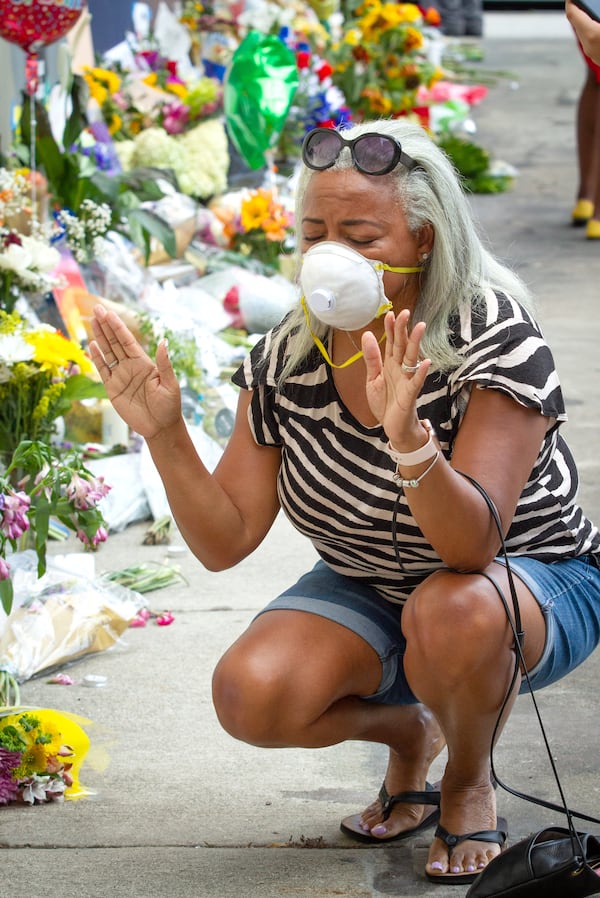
[0,489,31,540]
[48,673,75,685]
[156,611,175,626]
[75,525,108,547]
[67,472,111,510]
[0,556,10,581]
[162,100,189,135]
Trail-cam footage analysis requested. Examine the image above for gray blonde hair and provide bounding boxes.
[274,118,533,383]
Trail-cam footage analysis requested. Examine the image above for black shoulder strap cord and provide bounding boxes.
[391,471,600,858]
[456,470,600,862]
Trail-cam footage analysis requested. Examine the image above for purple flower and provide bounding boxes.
[0,747,21,805]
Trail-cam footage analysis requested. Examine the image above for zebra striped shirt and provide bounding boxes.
[232,289,600,603]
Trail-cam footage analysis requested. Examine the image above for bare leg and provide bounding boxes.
[575,70,600,225]
[212,609,444,837]
[401,565,546,877]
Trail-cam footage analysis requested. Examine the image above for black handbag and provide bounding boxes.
[455,474,600,898]
[466,827,600,898]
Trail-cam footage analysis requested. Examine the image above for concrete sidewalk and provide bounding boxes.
[4,12,600,898]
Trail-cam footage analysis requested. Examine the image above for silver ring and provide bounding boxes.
[401,360,421,373]
[107,360,119,370]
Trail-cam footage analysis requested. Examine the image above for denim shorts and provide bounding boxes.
[256,556,600,705]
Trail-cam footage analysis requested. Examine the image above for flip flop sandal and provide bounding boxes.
[425,816,508,885]
[340,780,441,844]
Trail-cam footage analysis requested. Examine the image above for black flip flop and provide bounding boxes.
[340,780,441,844]
[425,816,509,885]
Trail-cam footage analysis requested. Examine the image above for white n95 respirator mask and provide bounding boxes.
[300,241,423,332]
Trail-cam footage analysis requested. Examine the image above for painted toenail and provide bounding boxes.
[477,862,486,868]
[451,866,461,874]
[467,865,476,872]
[371,825,387,836]
[430,862,444,871]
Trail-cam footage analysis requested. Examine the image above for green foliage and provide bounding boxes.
[16,77,177,264]
[438,135,511,194]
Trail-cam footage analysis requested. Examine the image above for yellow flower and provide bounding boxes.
[361,87,393,115]
[25,329,93,377]
[240,190,273,233]
[143,73,159,88]
[108,112,123,136]
[404,26,424,51]
[343,28,361,46]
[165,81,189,100]
[83,67,121,105]
[396,3,423,23]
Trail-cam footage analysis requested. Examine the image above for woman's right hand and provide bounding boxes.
[89,305,182,441]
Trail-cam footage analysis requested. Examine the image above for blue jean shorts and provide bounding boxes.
[257,556,600,705]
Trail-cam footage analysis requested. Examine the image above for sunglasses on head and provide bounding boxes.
[301,127,420,176]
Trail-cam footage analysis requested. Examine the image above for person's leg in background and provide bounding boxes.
[572,60,600,236]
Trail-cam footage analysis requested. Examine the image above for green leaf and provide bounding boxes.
[62,75,89,150]
[125,208,177,263]
[61,374,107,403]
[0,578,13,616]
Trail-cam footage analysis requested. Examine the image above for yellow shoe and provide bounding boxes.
[586,218,600,239]
[572,199,594,226]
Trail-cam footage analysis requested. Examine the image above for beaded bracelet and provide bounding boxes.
[393,451,440,488]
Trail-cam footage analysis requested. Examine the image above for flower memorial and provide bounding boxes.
[0,707,92,805]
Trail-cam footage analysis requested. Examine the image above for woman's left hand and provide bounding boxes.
[363,310,431,443]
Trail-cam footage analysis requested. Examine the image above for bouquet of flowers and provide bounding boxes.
[0,228,60,316]
[0,707,92,804]
[326,0,443,120]
[276,44,352,162]
[214,187,294,271]
[83,58,223,141]
[0,311,105,456]
[0,440,111,616]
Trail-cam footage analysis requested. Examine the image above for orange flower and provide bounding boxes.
[424,6,442,25]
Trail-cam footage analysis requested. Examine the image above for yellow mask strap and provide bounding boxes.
[374,262,424,274]
[301,297,387,369]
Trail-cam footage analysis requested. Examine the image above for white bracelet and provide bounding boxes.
[387,421,437,466]
[393,451,440,488]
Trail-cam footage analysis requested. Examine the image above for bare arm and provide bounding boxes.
[89,306,281,570]
[363,310,550,570]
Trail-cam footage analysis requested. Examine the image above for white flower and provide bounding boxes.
[20,235,60,273]
[0,333,35,367]
[0,241,33,276]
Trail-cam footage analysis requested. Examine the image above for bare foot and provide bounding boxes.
[426,777,504,879]
[343,705,445,841]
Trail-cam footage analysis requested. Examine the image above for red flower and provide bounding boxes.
[315,61,333,81]
[296,50,311,69]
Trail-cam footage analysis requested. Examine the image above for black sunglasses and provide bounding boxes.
[301,128,420,176]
